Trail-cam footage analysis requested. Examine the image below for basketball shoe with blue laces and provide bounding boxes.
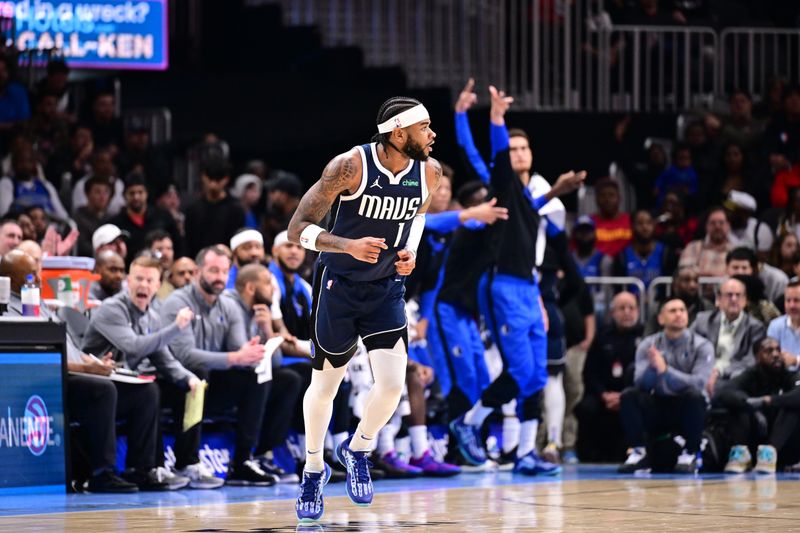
[514,451,563,476]
[336,439,374,506]
[295,463,331,522]
[449,415,488,466]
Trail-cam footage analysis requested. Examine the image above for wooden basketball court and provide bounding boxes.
[1,466,799,532]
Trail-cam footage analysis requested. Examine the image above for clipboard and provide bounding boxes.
[183,380,208,432]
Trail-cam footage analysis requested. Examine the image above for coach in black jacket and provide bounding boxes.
[576,291,642,461]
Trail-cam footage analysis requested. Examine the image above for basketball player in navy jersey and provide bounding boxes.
[288,96,440,522]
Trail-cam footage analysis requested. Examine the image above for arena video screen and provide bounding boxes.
[0,352,66,493]
[9,0,167,70]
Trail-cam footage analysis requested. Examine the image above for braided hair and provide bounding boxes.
[371,96,423,149]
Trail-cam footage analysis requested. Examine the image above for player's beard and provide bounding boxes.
[277,256,299,274]
[200,276,225,296]
[253,289,272,308]
[402,137,429,161]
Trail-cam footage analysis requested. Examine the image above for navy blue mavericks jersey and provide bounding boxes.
[319,143,428,282]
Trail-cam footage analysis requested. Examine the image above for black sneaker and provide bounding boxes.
[226,459,276,486]
[618,448,651,474]
[256,454,300,484]
[495,448,517,472]
[85,469,139,493]
[122,468,171,491]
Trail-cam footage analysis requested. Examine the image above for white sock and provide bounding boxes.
[349,340,408,452]
[377,423,399,455]
[349,426,375,452]
[544,374,565,447]
[502,417,521,454]
[305,448,324,473]
[517,420,539,458]
[409,425,429,459]
[303,364,348,471]
[463,400,493,427]
[396,436,411,458]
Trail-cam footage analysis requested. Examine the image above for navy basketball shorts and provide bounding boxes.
[309,264,408,371]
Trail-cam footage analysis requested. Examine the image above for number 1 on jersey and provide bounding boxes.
[393,222,405,247]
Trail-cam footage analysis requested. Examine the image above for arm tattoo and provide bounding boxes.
[288,153,360,252]
[321,155,357,194]
[433,159,443,185]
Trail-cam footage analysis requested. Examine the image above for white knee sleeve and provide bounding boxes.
[350,338,408,451]
[368,338,408,396]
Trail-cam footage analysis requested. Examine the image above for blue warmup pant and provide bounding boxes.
[478,271,548,420]
[430,300,490,413]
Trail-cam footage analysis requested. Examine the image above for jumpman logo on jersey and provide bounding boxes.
[370,176,382,189]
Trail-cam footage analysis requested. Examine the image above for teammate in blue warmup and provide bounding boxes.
[447,81,585,475]
[288,96,441,522]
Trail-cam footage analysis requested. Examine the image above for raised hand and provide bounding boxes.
[41,225,81,257]
[58,228,80,256]
[175,307,194,329]
[551,170,587,197]
[464,198,509,225]
[489,85,514,125]
[455,78,478,113]
[346,237,388,263]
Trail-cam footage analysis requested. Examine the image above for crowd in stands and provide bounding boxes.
[2,46,800,493]
[594,0,800,29]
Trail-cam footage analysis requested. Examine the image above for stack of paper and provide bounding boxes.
[255,336,285,384]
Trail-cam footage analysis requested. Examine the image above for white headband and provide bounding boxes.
[377,104,430,133]
[230,229,264,251]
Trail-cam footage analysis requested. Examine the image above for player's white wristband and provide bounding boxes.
[404,214,425,257]
[299,224,325,252]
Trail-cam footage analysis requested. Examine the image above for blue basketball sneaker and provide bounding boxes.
[295,463,331,522]
[449,415,488,466]
[514,451,562,476]
[335,439,374,506]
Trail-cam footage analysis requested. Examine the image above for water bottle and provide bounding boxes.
[0,276,9,316]
[21,274,40,317]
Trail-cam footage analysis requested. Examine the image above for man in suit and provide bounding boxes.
[691,277,766,396]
